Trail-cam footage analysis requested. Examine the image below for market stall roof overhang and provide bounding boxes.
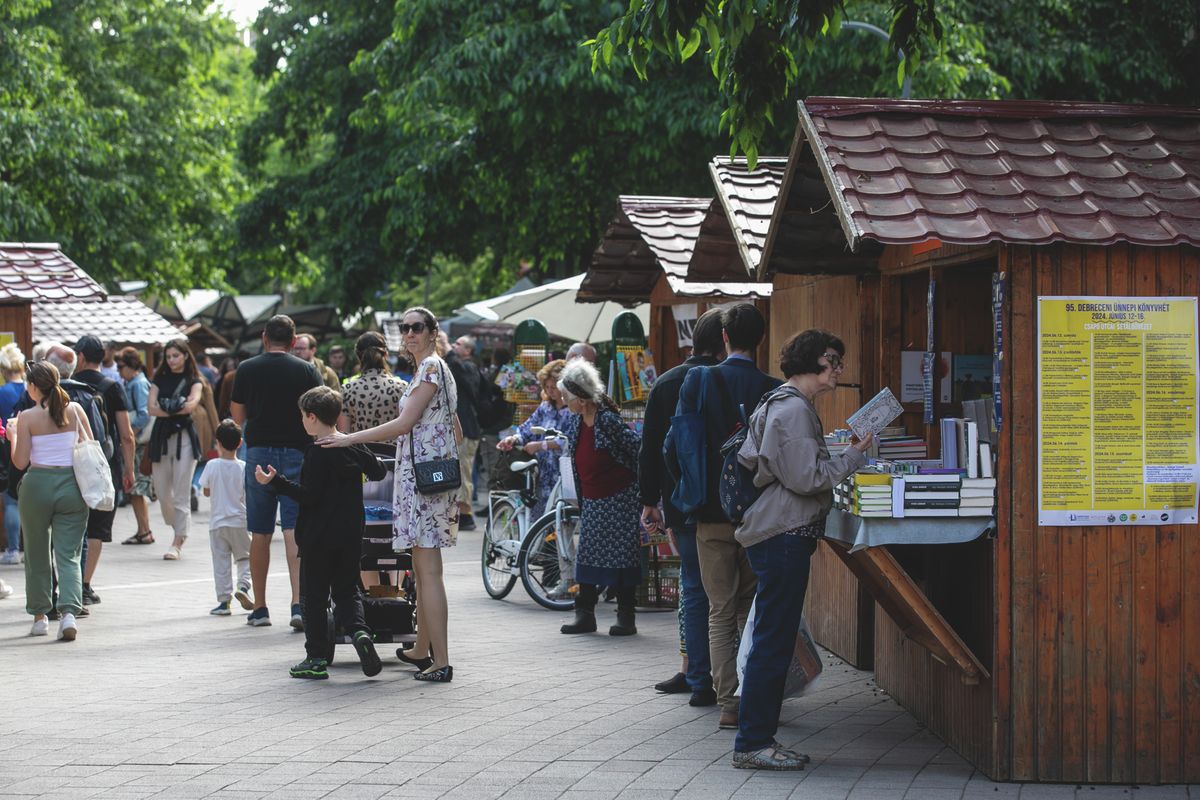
[761,96,1200,277]
[0,243,107,302]
[580,196,711,304]
[32,296,182,347]
[688,157,786,294]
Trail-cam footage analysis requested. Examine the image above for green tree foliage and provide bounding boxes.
[0,0,251,291]
[381,252,518,320]
[241,0,735,312]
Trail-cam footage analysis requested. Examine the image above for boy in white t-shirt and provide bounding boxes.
[199,420,253,616]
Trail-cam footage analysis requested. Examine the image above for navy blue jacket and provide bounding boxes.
[674,356,781,523]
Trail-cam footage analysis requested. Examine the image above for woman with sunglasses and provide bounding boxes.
[317,306,460,682]
[148,339,204,561]
[729,330,873,771]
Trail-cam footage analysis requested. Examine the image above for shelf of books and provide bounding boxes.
[831,397,999,522]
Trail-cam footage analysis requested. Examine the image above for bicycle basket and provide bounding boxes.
[489,448,528,491]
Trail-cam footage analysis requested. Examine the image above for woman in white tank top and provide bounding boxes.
[9,361,92,641]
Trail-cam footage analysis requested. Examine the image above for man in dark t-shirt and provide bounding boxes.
[72,335,136,607]
[231,315,321,629]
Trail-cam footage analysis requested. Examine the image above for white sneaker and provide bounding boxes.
[58,613,77,642]
[0,551,20,565]
[30,618,49,636]
[0,579,12,598]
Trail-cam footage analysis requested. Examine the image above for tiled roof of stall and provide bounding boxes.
[33,296,182,346]
[690,157,787,281]
[798,97,1200,252]
[581,197,710,303]
[0,243,106,301]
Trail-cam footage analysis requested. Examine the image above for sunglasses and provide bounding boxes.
[398,322,428,335]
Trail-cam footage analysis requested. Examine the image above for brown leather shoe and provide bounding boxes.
[718,710,738,730]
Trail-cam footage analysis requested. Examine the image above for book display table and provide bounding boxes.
[824,509,994,553]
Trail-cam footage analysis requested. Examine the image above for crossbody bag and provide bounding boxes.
[410,361,462,495]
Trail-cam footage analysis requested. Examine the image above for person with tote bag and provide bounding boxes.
[8,361,95,642]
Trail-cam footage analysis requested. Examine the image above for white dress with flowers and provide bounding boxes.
[393,356,460,549]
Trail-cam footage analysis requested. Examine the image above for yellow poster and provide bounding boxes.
[1038,297,1198,525]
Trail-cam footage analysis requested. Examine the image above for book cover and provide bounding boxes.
[903,491,959,501]
[854,472,893,486]
[905,499,960,509]
[953,354,993,403]
[846,387,905,440]
[891,476,905,518]
[905,507,960,517]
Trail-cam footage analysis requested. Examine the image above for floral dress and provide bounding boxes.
[393,355,460,550]
[514,400,574,518]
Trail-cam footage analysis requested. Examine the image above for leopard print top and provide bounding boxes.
[342,368,407,432]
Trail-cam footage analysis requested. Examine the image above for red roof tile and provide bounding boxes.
[32,297,182,346]
[798,97,1200,251]
[0,243,106,302]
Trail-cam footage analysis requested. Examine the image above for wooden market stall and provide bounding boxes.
[0,243,108,354]
[760,96,1200,783]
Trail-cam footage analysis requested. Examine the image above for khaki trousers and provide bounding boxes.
[696,520,757,713]
[458,437,480,508]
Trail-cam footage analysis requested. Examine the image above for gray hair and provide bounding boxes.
[558,358,605,404]
[455,335,476,353]
[36,341,76,378]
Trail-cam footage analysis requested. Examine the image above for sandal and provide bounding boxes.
[413,665,453,682]
[122,531,155,545]
[163,546,181,561]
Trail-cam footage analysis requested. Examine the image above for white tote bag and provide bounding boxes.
[73,417,115,511]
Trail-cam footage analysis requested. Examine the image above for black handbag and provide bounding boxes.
[410,361,461,495]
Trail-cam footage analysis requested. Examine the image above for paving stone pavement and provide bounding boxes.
[0,505,1196,800]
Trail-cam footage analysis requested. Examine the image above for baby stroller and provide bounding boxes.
[325,442,417,663]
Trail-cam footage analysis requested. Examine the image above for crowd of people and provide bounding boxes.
[0,301,873,771]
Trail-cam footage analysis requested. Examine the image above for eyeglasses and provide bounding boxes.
[823,352,844,371]
[398,322,428,335]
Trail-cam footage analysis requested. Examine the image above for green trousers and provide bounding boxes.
[19,467,88,616]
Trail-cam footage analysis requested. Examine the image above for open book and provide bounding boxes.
[846,387,905,440]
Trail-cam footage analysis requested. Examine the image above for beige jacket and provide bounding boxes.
[735,386,866,548]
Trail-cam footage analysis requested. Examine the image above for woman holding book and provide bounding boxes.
[730,329,873,771]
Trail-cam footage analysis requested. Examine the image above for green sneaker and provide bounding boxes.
[289,657,329,680]
[352,631,382,677]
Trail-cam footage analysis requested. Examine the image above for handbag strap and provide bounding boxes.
[408,359,460,463]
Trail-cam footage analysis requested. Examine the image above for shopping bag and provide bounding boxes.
[735,597,824,698]
[73,417,115,511]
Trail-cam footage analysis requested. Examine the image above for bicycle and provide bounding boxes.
[481,427,580,611]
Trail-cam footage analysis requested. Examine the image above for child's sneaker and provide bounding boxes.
[352,631,382,677]
[246,607,272,627]
[210,601,231,616]
[233,585,253,611]
[289,657,329,679]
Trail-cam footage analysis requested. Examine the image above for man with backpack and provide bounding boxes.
[672,303,781,730]
[639,309,725,707]
[71,336,136,606]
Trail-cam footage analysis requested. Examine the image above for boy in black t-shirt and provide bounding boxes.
[255,386,387,679]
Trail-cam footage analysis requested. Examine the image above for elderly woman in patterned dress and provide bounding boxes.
[318,306,459,683]
[496,359,571,518]
[557,358,643,637]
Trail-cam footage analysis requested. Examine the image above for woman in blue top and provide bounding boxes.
[496,359,571,518]
[117,348,155,545]
[0,342,26,564]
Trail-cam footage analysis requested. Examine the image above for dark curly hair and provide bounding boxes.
[779,329,845,378]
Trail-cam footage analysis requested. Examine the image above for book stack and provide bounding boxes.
[825,431,854,458]
[852,472,893,518]
[957,477,996,517]
[895,472,962,517]
[876,431,927,460]
[939,417,994,479]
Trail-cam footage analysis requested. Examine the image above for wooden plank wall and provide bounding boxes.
[0,302,33,356]
[769,272,876,667]
[1003,243,1200,783]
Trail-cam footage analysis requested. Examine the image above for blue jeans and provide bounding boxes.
[674,525,712,691]
[735,532,818,753]
[244,446,305,534]
[4,492,19,554]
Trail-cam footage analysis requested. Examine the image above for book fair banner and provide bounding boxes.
[1037,296,1199,526]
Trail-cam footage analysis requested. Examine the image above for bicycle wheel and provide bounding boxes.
[481,497,520,599]
[519,507,580,611]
